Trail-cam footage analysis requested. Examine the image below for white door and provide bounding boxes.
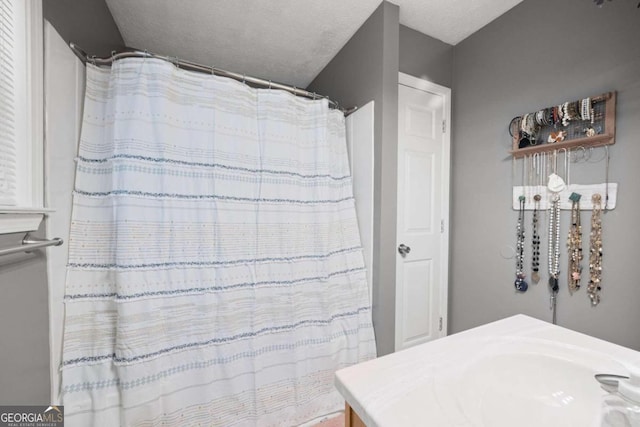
[395,73,450,351]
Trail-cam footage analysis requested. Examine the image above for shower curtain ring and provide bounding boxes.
[242,74,246,84]
[269,80,272,89]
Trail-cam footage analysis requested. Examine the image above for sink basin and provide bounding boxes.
[435,338,626,427]
[335,316,640,427]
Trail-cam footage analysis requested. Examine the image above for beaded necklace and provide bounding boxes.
[531,194,541,284]
[567,193,583,294]
[548,194,561,293]
[515,195,528,292]
[588,194,603,305]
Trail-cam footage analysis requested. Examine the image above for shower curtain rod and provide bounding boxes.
[69,43,356,114]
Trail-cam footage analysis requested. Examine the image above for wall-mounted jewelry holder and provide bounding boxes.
[512,183,617,210]
[507,92,616,318]
[509,91,616,158]
[509,91,617,211]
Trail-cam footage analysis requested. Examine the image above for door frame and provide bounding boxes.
[395,72,451,350]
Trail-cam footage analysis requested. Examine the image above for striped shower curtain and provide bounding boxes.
[61,58,376,426]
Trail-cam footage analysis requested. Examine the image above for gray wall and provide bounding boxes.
[307,1,399,356]
[0,226,50,404]
[399,25,453,88]
[308,3,457,355]
[43,0,125,56]
[450,0,640,350]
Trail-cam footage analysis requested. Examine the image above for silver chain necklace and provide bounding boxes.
[548,193,561,293]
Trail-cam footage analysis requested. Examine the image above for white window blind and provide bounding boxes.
[0,0,17,205]
[0,0,45,234]
[0,0,43,215]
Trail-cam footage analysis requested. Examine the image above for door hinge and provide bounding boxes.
[440,219,445,233]
[439,317,443,332]
[442,120,446,133]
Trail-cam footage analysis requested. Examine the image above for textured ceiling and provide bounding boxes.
[399,0,524,46]
[105,0,523,88]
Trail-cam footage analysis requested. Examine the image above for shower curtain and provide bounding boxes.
[61,58,376,426]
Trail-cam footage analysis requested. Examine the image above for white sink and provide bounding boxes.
[335,315,640,427]
[435,338,626,427]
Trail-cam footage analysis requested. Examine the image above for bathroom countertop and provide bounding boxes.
[335,314,640,427]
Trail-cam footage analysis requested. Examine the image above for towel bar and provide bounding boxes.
[0,233,64,257]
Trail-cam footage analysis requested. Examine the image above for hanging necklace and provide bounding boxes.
[588,194,603,305]
[515,195,528,292]
[567,193,583,294]
[531,194,541,283]
[548,193,561,293]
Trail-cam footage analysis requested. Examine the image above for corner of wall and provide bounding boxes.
[306,0,401,356]
[43,0,125,56]
[376,0,400,356]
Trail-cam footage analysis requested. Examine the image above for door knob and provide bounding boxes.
[398,244,411,256]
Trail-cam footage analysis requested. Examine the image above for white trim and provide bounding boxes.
[396,72,451,340]
[0,207,54,214]
[0,213,44,234]
[399,72,451,101]
[26,0,44,209]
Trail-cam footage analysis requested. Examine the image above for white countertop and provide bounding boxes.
[335,314,640,427]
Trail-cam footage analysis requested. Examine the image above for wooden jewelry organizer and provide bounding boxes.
[510,91,616,158]
[509,91,617,211]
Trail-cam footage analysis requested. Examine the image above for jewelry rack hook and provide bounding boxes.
[541,152,546,186]
[521,154,527,190]
[558,148,566,174]
[604,145,610,211]
[567,148,571,185]
[558,148,568,185]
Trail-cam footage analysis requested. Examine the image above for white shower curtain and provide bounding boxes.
[61,58,376,426]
